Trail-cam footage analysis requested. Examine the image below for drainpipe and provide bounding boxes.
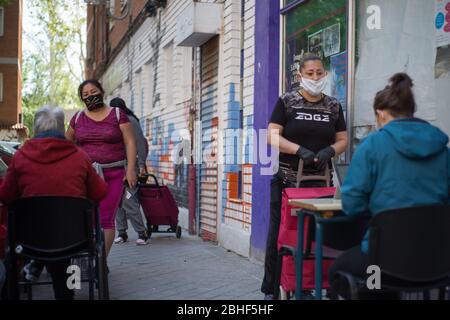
[188,166,196,234]
[188,46,197,235]
[195,47,203,237]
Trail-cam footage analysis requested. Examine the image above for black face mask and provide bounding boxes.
[83,93,104,111]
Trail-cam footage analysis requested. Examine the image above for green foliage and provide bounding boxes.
[0,0,14,6]
[22,0,86,135]
[22,53,49,131]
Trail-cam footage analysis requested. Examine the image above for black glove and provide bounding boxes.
[314,146,336,171]
[296,146,315,166]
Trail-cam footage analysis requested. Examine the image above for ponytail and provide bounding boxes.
[373,73,416,118]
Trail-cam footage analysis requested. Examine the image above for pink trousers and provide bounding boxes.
[99,167,125,230]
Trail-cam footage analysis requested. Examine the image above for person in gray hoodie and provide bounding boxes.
[110,98,149,245]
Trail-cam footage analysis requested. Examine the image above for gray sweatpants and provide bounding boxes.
[115,185,147,235]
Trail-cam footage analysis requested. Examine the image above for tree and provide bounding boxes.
[22,53,51,131]
[0,0,13,6]
[22,0,86,135]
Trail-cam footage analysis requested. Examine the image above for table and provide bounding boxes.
[290,198,352,300]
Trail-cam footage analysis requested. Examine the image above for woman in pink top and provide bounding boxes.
[66,79,137,258]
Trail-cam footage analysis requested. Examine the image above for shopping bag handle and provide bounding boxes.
[140,173,161,188]
[296,159,331,188]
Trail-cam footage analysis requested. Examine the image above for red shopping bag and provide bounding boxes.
[278,187,336,292]
[139,174,179,227]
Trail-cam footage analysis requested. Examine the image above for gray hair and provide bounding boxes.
[33,106,65,136]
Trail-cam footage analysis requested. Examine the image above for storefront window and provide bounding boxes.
[283,0,348,114]
[354,0,450,139]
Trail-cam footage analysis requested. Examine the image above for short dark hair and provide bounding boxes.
[78,79,105,100]
[373,73,416,118]
[110,97,140,122]
[299,52,323,71]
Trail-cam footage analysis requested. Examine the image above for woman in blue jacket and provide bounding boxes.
[329,73,450,299]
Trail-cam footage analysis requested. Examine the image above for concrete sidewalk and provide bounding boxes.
[29,229,264,300]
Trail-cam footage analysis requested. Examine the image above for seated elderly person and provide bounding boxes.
[0,106,108,300]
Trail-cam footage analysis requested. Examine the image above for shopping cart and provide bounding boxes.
[138,174,181,239]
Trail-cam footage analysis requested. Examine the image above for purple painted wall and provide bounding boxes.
[251,0,280,260]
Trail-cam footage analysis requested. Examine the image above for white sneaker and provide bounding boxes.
[114,235,127,244]
[136,238,149,246]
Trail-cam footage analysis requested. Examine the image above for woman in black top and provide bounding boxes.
[261,53,348,299]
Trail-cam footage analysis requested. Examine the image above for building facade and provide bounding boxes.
[86,0,256,257]
[86,0,450,261]
[250,0,450,260]
[0,0,23,129]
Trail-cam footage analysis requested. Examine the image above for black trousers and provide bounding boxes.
[328,246,400,300]
[32,259,74,300]
[0,260,5,296]
[46,260,74,300]
[328,246,369,288]
[261,175,326,295]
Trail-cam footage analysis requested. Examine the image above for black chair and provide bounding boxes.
[4,196,109,300]
[332,205,450,300]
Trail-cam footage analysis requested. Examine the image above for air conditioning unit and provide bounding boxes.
[175,2,223,47]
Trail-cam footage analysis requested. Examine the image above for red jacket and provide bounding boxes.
[0,138,108,204]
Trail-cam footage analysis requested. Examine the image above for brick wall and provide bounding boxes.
[108,0,147,52]
[221,0,255,234]
[0,0,22,125]
[86,0,257,255]
[86,1,149,79]
[99,0,194,210]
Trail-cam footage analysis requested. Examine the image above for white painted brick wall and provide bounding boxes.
[102,0,194,204]
[220,0,255,237]
[101,0,256,253]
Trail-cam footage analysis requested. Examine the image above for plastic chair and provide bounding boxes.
[4,196,109,300]
[333,205,450,300]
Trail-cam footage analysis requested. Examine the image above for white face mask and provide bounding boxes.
[301,76,328,97]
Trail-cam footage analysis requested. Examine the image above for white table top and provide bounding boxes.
[289,198,342,213]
